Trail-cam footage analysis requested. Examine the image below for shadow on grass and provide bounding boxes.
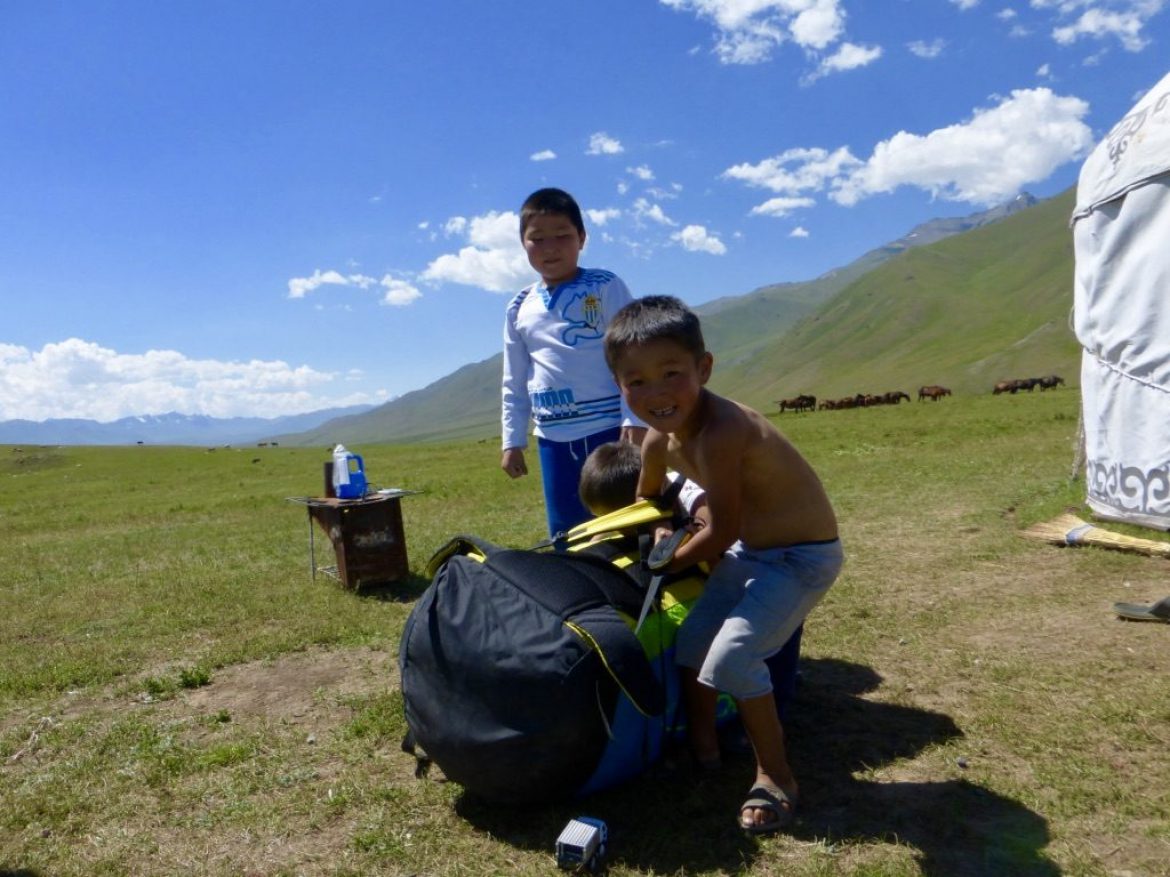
[355,572,430,603]
[454,658,1057,877]
[786,658,1058,877]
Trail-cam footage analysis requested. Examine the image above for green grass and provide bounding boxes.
[3,390,1169,876]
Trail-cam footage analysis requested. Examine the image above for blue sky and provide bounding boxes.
[1,0,1165,422]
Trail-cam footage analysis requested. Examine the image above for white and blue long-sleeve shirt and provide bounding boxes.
[501,268,644,449]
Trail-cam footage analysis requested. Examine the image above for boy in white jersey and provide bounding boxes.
[501,188,645,538]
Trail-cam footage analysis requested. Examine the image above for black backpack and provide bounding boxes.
[399,499,690,804]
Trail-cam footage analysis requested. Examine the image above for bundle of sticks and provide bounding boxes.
[1021,513,1170,558]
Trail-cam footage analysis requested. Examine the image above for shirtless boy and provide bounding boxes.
[604,295,843,834]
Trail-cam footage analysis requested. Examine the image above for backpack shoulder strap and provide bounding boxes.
[423,534,502,578]
[486,549,664,716]
[553,498,674,549]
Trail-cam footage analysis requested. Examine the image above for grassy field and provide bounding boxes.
[3,390,1169,876]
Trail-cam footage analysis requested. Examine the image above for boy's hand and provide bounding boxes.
[621,426,647,447]
[501,448,528,479]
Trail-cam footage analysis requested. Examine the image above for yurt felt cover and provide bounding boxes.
[1072,70,1170,530]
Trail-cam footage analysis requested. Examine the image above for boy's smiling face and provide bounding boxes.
[611,338,712,435]
[522,213,586,287]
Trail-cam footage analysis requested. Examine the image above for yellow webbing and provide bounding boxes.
[563,619,656,719]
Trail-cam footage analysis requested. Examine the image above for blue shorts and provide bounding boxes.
[536,427,623,538]
[676,538,843,700]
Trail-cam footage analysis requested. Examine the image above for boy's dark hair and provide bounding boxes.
[579,441,641,515]
[519,188,586,238]
[604,295,706,370]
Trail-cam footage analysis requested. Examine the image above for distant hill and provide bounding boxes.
[275,357,504,447]
[713,188,1077,408]
[278,190,1073,446]
[697,192,1040,373]
[0,405,375,447]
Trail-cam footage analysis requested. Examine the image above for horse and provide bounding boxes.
[882,390,912,405]
[918,385,951,401]
[1038,374,1065,390]
[778,394,816,413]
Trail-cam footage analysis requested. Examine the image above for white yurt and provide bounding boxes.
[1072,70,1170,530]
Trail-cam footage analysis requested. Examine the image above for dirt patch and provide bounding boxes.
[3,646,399,767]
[165,646,396,730]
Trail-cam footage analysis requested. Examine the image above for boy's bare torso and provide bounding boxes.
[663,392,837,551]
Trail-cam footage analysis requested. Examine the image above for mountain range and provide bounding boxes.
[0,405,375,447]
[281,188,1076,447]
[6,189,1076,449]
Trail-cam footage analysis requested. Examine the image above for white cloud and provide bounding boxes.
[672,224,727,254]
[908,38,946,58]
[723,88,1093,211]
[587,132,624,155]
[749,196,818,216]
[288,268,421,306]
[1052,4,1155,51]
[997,8,1018,20]
[628,164,655,180]
[646,185,681,200]
[789,226,810,238]
[950,0,979,8]
[632,197,677,226]
[723,146,863,196]
[806,41,882,81]
[830,87,1094,206]
[420,209,533,293]
[467,211,520,249]
[287,269,378,299]
[530,149,557,161]
[659,0,846,64]
[380,276,422,307]
[0,339,373,422]
[1037,62,1053,77]
[586,208,622,226]
[1030,0,1163,51]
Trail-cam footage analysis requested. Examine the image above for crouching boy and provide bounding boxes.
[603,295,843,834]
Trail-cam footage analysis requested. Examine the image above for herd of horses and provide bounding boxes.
[992,375,1065,394]
[776,376,1064,414]
[777,386,946,412]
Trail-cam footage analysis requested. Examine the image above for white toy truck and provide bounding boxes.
[555,816,608,872]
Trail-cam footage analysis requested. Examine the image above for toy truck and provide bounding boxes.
[555,816,608,872]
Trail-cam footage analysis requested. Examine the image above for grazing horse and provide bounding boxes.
[882,390,912,405]
[994,378,1038,394]
[1038,374,1065,390]
[778,394,816,413]
[918,385,951,401]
